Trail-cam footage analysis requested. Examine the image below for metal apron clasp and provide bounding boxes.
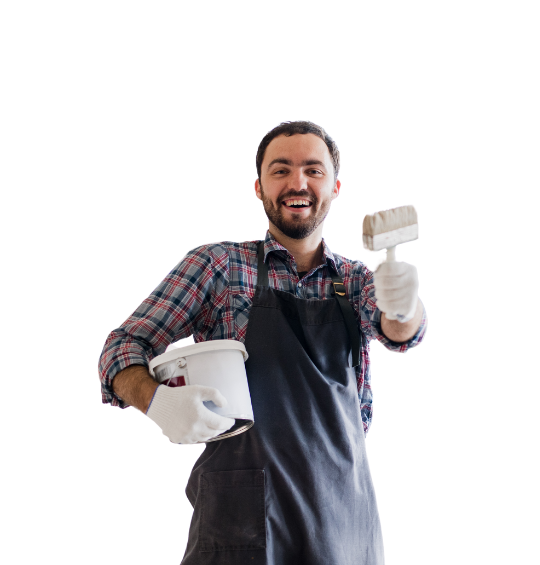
[333,282,346,296]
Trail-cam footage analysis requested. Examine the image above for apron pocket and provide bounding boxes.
[199,469,266,552]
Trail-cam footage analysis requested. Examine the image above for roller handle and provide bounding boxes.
[383,246,398,320]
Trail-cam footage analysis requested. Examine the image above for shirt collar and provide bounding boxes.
[262,230,341,273]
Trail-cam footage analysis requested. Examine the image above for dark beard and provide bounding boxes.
[259,185,332,240]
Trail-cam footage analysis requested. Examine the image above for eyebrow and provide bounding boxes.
[267,158,327,171]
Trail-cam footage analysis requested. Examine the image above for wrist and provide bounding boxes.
[141,379,161,414]
[381,299,422,342]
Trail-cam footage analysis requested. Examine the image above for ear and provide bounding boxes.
[255,178,262,200]
[331,179,341,200]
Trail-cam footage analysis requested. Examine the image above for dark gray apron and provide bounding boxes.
[181,243,384,565]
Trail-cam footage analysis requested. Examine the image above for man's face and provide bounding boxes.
[255,133,341,240]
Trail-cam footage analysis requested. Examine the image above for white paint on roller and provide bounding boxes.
[362,223,419,252]
[362,205,418,237]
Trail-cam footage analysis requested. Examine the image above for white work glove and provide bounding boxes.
[146,384,235,444]
[373,261,419,323]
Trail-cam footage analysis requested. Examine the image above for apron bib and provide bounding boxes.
[180,243,384,565]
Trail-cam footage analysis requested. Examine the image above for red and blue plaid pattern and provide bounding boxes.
[98,231,427,434]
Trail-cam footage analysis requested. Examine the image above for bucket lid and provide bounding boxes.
[149,339,248,376]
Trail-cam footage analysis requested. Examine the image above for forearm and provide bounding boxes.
[380,299,423,343]
[112,365,160,413]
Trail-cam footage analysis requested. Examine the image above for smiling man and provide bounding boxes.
[99,121,427,565]
[256,132,339,245]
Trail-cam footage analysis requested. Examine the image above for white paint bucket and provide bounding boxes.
[148,340,254,442]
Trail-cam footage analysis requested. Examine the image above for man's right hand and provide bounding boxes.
[146,385,236,444]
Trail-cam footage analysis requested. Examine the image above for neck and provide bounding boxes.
[268,222,325,272]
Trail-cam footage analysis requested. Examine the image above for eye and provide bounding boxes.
[271,168,322,176]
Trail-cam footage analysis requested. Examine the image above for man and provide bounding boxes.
[99,121,427,564]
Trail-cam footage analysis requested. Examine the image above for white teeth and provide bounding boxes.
[285,199,310,207]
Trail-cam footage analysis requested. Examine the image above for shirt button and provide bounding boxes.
[298,282,302,288]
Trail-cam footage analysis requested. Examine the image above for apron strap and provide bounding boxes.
[329,270,361,368]
[257,241,269,286]
[256,242,361,368]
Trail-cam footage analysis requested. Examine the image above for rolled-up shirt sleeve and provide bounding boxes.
[98,245,227,407]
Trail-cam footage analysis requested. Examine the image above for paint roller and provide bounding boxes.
[362,204,420,320]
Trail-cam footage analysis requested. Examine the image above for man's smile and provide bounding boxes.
[281,198,313,212]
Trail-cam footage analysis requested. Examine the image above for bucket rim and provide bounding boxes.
[149,339,248,376]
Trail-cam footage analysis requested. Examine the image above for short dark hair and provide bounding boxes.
[256,121,340,181]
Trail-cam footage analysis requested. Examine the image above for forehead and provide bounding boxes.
[263,133,332,166]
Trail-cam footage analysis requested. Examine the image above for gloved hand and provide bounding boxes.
[373,261,419,323]
[146,384,235,444]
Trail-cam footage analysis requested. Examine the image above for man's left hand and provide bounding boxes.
[373,261,419,322]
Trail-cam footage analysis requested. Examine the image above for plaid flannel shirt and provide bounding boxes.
[98,231,427,434]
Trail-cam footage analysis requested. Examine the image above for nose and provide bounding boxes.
[287,168,309,192]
